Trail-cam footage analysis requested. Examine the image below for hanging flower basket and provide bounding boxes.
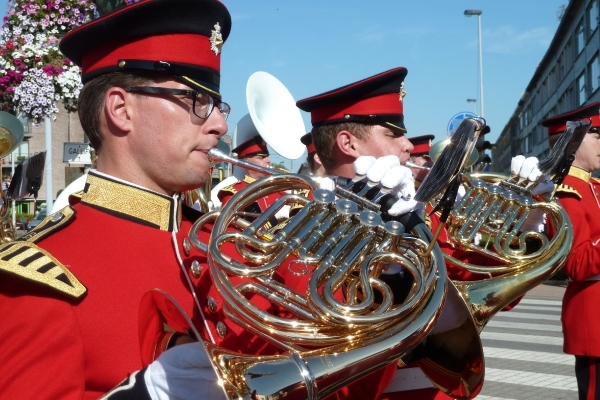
[0,0,95,121]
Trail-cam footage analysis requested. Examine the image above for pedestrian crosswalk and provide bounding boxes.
[475,297,577,400]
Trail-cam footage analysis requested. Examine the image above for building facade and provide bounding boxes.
[2,103,87,214]
[494,0,600,173]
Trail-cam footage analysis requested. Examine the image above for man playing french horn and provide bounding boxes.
[297,67,563,400]
[0,1,441,399]
[541,102,600,400]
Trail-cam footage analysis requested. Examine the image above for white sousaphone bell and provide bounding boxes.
[210,71,306,209]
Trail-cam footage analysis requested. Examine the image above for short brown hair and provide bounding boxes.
[312,122,371,170]
[77,71,166,153]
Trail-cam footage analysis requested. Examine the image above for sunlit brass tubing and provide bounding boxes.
[427,171,574,334]
[405,161,432,171]
[180,153,451,399]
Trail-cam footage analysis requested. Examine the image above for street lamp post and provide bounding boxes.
[467,98,477,114]
[464,9,484,118]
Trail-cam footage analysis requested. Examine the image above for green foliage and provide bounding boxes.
[557,4,567,21]
[94,0,127,16]
[15,212,33,222]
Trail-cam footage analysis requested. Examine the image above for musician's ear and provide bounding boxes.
[104,87,133,134]
[335,130,361,158]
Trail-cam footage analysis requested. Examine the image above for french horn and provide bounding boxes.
[414,117,586,333]
[0,111,25,242]
[143,146,451,400]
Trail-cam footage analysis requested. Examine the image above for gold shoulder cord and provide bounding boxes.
[555,184,582,199]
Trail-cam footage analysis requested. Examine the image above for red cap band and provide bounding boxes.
[547,114,600,135]
[82,33,220,78]
[237,142,268,158]
[412,142,431,156]
[310,93,402,125]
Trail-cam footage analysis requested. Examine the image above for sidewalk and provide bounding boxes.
[524,280,566,301]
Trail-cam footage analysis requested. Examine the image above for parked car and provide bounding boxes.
[27,209,47,231]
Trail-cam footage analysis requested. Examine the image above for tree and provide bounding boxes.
[557,4,568,21]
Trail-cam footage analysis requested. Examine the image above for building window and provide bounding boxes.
[6,141,29,164]
[577,20,585,54]
[589,0,598,34]
[591,54,600,93]
[579,72,587,105]
[558,54,565,81]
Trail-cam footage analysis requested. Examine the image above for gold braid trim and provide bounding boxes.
[82,174,173,231]
[0,241,86,299]
[556,184,581,199]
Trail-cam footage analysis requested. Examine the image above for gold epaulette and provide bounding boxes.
[19,206,76,244]
[219,185,237,196]
[0,206,87,299]
[0,241,86,299]
[555,184,581,199]
[295,189,311,198]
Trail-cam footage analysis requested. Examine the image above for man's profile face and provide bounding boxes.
[125,78,228,194]
[243,154,271,179]
[574,130,600,172]
[355,125,414,164]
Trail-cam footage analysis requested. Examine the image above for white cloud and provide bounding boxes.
[484,26,553,54]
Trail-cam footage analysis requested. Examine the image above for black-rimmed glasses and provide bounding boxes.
[124,86,231,121]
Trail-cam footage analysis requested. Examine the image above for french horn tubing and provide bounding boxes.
[195,149,448,399]
[145,147,449,400]
[416,118,581,333]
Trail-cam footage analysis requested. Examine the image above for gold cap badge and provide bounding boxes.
[210,23,224,55]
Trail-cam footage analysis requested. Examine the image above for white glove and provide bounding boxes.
[510,155,554,195]
[521,209,546,233]
[144,342,225,400]
[275,204,291,220]
[354,155,418,216]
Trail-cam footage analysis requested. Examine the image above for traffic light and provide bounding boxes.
[474,126,492,168]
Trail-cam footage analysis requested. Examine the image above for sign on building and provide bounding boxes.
[63,142,92,164]
[447,111,477,136]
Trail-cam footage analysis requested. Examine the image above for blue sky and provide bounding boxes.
[0,0,567,170]
[219,0,566,170]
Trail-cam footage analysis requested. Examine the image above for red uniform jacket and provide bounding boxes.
[555,166,600,357]
[218,174,284,212]
[0,171,210,399]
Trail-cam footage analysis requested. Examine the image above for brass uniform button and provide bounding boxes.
[216,321,227,339]
[191,260,201,278]
[207,297,218,314]
[183,238,191,256]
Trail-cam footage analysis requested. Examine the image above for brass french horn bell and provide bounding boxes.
[0,111,25,243]
[0,111,25,158]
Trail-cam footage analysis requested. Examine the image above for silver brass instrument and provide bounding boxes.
[146,147,448,400]
[0,111,25,243]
